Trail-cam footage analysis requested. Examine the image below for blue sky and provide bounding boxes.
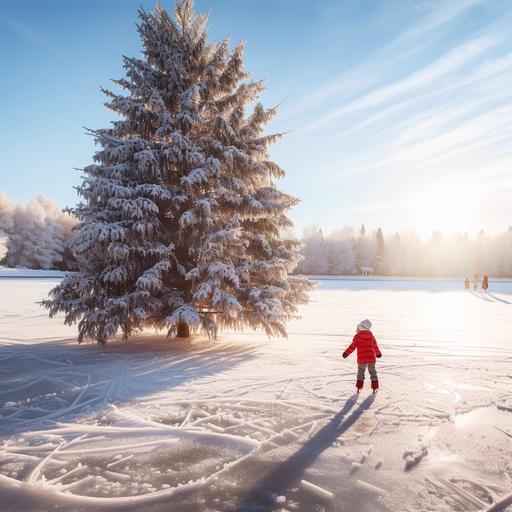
[1,0,511,235]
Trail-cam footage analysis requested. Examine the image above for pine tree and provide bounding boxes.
[373,227,385,275]
[43,0,311,344]
[297,226,328,275]
[355,224,375,272]
[385,233,402,276]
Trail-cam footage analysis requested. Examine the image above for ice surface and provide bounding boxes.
[0,265,68,278]
[0,277,511,511]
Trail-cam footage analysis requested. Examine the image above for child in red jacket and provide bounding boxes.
[343,319,381,393]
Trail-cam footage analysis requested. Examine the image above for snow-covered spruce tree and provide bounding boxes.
[43,0,311,344]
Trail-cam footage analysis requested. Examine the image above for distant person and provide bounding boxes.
[464,277,470,291]
[342,319,381,394]
[474,273,479,291]
[482,275,489,291]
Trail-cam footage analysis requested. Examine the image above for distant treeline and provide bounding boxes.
[0,193,77,270]
[295,225,512,277]
[2,192,511,277]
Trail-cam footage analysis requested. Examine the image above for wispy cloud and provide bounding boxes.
[279,1,512,233]
[0,10,47,46]
[319,53,512,155]
[305,34,501,134]
[281,0,480,121]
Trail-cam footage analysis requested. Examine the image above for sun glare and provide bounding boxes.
[414,188,475,235]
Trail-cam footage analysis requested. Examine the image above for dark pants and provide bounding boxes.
[357,362,378,382]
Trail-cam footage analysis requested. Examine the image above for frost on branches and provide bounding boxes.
[43,0,311,344]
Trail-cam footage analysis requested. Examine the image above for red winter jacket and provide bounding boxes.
[343,330,381,363]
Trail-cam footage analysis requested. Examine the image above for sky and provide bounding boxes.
[1,0,512,237]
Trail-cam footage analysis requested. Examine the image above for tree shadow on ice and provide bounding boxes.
[237,393,375,511]
[0,335,259,438]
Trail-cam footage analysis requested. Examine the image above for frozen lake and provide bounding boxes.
[0,278,511,511]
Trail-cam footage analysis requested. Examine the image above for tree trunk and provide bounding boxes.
[176,321,190,338]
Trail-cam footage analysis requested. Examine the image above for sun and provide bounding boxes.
[414,188,475,235]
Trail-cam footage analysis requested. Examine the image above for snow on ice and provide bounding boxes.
[0,277,511,511]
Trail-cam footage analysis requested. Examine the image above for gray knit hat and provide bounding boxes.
[357,319,372,331]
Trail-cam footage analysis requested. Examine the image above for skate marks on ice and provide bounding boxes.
[412,402,512,512]
[423,474,512,512]
[0,408,260,508]
[0,393,371,510]
[0,338,270,508]
[0,338,363,510]
[2,281,512,511]
[0,339,259,437]
[3,346,509,511]
[238,394,375,511]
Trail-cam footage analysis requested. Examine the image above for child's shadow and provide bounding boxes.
[238,393,375,510]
